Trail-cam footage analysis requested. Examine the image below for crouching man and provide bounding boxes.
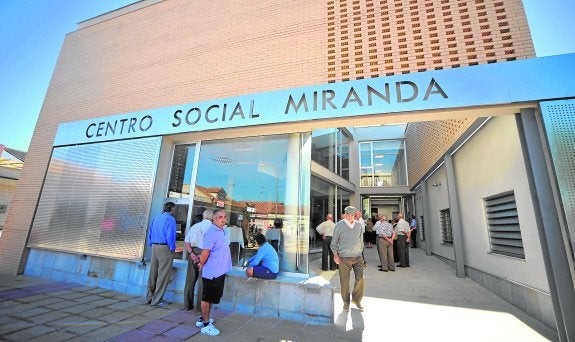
[245,234,279,280]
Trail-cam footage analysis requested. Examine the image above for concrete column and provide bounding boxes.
[516,109,575,342]
[282,133,303,272]
[444,153,465,278]
[422,181,432,257]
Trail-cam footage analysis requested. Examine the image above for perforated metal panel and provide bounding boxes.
[405,118,474,187]
[541,99,575,258]
[28,137,161,260]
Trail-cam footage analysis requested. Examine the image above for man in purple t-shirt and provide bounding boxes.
[196,208,232,336]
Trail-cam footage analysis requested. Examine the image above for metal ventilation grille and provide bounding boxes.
[439,208,452,245]
[541,99,575,258]
[405,118,475,187]
[419,214,425,241]
[484,191,524,259]
[28,137,161,260]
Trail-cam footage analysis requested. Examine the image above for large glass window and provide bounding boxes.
[310,176,351,248]
[360,140,407,187]
[190,133,311,273]
[165,144,196,244]
[312,128,350,181]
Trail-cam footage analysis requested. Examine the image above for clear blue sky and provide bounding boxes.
[1,0,574,153]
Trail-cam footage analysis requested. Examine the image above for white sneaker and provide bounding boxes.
[195,317,214,328]
[201,322,220,336]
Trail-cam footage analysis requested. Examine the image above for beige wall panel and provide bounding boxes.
[453,115,548,291]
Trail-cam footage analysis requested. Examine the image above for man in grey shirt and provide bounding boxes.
[331,206,365,311]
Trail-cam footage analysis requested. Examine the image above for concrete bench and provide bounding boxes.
[216,268,334,324]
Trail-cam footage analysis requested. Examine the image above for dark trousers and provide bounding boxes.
[183,252,203,311]
[411,229,417,248]
[322,236,336,271]
[338,256,365,305]
[393,239,399,262]
[397,235,410,267]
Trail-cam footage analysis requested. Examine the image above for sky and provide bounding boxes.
[0,0,574,153]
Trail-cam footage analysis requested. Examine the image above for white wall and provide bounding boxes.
[453,115,549,292]
[425,167,455,261]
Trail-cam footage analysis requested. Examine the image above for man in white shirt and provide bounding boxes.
[395,213,411,268]
[183,209,213,311]
[315,214,336,271]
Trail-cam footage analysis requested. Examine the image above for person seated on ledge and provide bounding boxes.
[245,233,279,280]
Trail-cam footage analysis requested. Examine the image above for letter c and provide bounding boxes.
[86,123,96,138]
[205,105,220,123]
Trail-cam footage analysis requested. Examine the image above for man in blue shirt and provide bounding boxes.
[245,234,279,280]
[146,202,176,307]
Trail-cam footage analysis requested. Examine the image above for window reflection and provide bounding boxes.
[312,128,350,180]
[167,144,196,198]
[188,134,310,273]
[360,140,407,186]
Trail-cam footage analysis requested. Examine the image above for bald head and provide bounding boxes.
[397,213,404,219]
[326,214,333,221]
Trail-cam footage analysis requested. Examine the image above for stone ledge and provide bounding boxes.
[217,268,334,324]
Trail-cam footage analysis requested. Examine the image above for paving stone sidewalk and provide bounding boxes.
[0,248,555,341]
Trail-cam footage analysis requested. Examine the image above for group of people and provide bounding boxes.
[145,202,279,336]
[316,207,417,311]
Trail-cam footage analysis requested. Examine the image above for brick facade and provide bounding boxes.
[0,0,534,274]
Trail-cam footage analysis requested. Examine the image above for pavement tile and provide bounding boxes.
[73,294,104,304]
[79,307,115,319]
[99,310,134,324]
[235,323,273,338]
[31,310,71,324]
[28,329,77,342]
[106,301,137,311]
[222,312,253,323]
[209,318,244,331]
[246,315,280,327]
[57,291,93,300]
[46,315,89,329]
[83,287,109,295]
[3,324,56,341]
[10,306,51,320]
[0,320,35,336]
[149,335,180,342]
[113,293,138,301]
[162,310,196,324]
[64,319,109,335]
[62,303,98,314]
[107,329,155,342]
[14,294,51,303]
[0,299,20,309]
[123,303,155,315]
[90,298,119,307]
[46,300,84,310]
[163,325,200,339]
[30,297,63,307]
[80,322,136,341]
[97,290,120,298]
[138,319,178,334]
[142,308,175,320]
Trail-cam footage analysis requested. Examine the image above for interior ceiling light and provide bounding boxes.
[212,156,236,164]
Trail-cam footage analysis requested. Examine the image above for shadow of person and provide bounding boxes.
[333,309,364,340]
[350,308,365,337]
